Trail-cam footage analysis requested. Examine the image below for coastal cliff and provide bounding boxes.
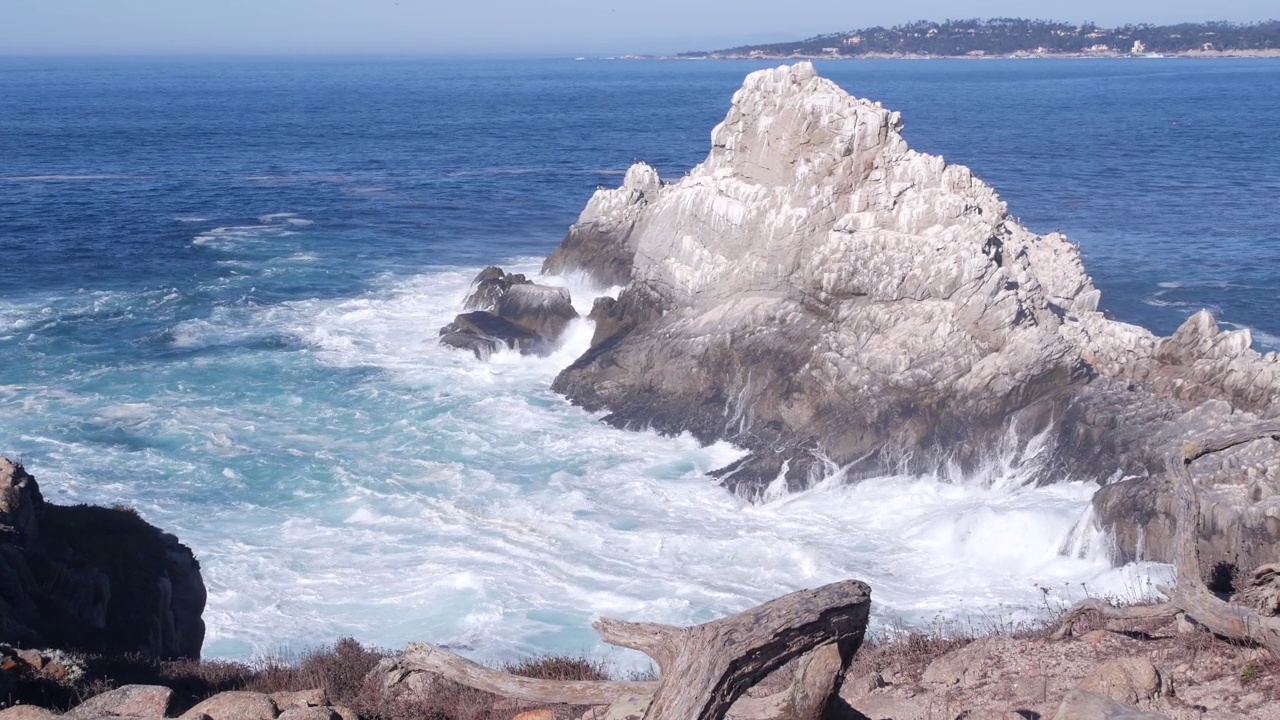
[538,62,1280,572]
[0,457,205,660]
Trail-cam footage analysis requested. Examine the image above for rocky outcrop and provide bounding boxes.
[540,62,1280,571]
[0,458,205,660]
[542,163,663,288]
[440,268,579,359]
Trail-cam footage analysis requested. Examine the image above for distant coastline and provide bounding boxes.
[656,18,1280,61]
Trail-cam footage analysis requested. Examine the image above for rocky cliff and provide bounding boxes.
[0,457,205,660]
[540,63,1280,573]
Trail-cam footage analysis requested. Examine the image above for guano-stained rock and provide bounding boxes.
[541,61,1280,573]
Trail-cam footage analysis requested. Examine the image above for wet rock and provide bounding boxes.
[441,269,579,359]
[178,691,277,720]
[1051,688,1170,719]
[439,311,540,359]
[464,266,532,311]
[67,684,173,718]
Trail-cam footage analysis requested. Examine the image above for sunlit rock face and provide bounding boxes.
[544,62,1280,571]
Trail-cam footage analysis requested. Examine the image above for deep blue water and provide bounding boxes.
[1,57,1277,661]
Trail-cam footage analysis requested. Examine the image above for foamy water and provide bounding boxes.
[0,219,1173,666]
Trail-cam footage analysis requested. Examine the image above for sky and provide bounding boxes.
[0,0,1275,56]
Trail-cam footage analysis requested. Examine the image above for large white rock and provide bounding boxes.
[542,62,1280,569]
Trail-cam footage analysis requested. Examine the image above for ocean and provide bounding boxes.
[1,57,1277,664]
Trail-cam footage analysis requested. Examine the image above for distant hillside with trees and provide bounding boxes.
[682,19,1280,58]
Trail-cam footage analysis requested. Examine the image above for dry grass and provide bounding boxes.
[3,639,621,720]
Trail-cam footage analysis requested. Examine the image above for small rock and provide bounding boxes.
[603,694,651,720]
[513,711,556,720]
[271,689,327,711]
[278,708,339,720]
[68,684,174,718]
[922,639,991,687]
[1241,692,1266,706]
[838,670,885,701]
[1078,657,1171,705]
[1052,689,1171,719]
[330,707,358,720]
[0,707,58,720]
[178,691,278,720]
[12,650,44,671]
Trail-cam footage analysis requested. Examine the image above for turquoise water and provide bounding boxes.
[1,57,1276,662]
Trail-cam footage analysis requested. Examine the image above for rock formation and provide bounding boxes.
[440,267,580,359]
[0,457,205,660]
[536,62,1280,573]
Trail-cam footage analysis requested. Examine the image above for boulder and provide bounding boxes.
[542,62,1280,573]
[921,639,991,687]
[441,269,580,359]
[178,691,277,720]
[464,266,532,311]
[0,458,205,660]
[269,689,326,711]
[1051,689,1170,720]
[1076,657,1171,706]
[601,694,651,720]
[67,685,173,718]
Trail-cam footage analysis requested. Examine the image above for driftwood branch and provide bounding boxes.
[392,579,871,720]
[396,642,655,705]
[1056,420,1280,656]
[593,618,688,675]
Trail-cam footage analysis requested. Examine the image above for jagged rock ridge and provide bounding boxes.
[540,62,1280,572]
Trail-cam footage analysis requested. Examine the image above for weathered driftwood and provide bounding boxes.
[396,642,654,705]
[1055,420,1280,656]
[395,579,871,720]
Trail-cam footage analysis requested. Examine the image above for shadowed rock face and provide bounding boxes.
[544,62,1280,570]
[0,458,206,660]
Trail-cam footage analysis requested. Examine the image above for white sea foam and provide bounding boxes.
[4,261,1171,666]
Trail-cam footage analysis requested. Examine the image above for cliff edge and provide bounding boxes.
[0,457,205,660]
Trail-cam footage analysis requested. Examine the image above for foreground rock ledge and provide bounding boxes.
[0,457,206,660]
[538,62,1280,572]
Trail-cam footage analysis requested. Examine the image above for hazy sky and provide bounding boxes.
[1,0,1275,56]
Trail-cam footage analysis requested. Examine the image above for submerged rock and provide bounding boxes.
[0,458,205,660]
[543,62,1280,571]
[440,268,579,359]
